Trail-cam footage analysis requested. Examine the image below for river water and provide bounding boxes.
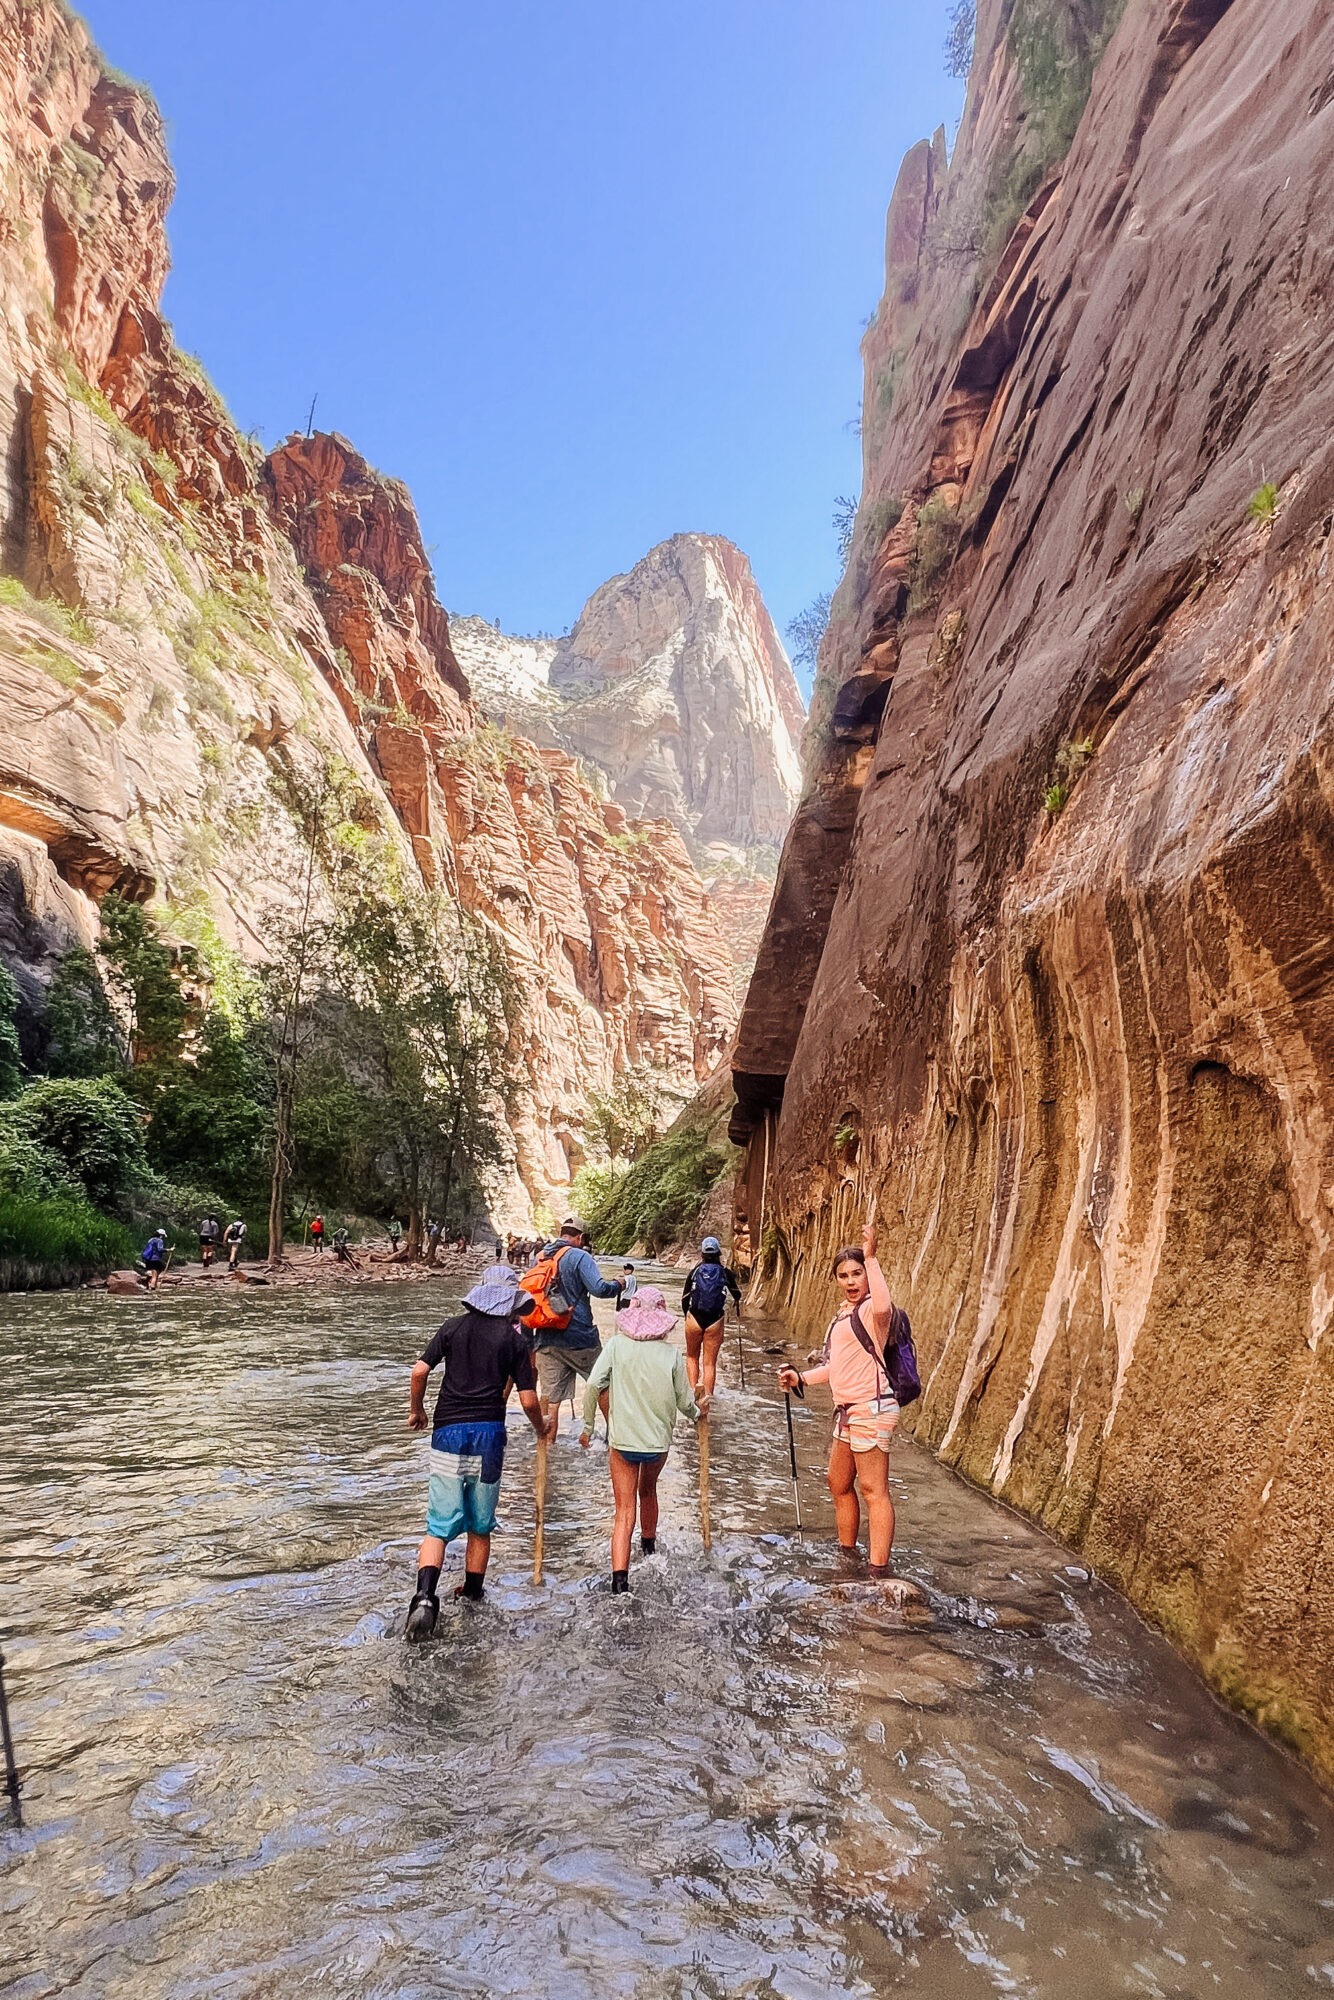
[1,1277,1332,1998]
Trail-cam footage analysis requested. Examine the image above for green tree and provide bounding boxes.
[97,893,195,1083]
[0,964,23,1100]
[583,1064,688,1165]
[43,946,122,1079]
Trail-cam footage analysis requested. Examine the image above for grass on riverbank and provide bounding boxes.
[0,1190,140,1291]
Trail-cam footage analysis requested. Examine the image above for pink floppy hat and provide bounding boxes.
[617,1285,677,1341]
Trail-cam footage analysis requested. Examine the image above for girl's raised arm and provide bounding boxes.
[862,1223,894,1339]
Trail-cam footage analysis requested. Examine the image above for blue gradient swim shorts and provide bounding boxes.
[426,1421,507,1540]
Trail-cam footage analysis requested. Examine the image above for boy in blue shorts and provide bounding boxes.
[404,1264,556,1641]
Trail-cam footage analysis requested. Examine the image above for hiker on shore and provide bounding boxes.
[405,1263,557,1639]
[311,1214,325,1254]
[198,1215,219,1268]
[681,1237,742,1398]
[579,1285,705,1591]
[333,1225,360,1270]
[615,1261,638,1311]
[523,1216,623,1435]
[223,1218,246,1270]
[388,1218,402,1253]
[142,1228,168,1290]
[778,1222,899,1576]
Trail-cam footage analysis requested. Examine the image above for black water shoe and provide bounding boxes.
[611,1569,630,1593]
[405,1590,439,1643]
[640,1536,656,1556]
[455,1572,485,1603]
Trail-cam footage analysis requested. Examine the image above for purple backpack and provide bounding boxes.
[849,1300,922,1409]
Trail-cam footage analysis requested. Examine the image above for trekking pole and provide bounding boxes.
[784,1392,803,1535]
[735,1309,746,1391]
[698,1410,711,1551]
[0,1648,21,1831]
[533,1429,549,1586]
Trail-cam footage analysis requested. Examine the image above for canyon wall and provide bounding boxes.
[733,0,1334,1781]
[0,0,740,1219]
[452,535,804,990]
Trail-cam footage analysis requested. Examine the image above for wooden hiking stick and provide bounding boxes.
[532,1430,549,1585]
[734,1307,746,1390]
[698,1410,711,1550]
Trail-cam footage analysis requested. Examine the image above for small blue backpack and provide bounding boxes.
[689,1260,728,1321]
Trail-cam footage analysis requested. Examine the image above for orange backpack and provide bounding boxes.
[518,1244,575,1331]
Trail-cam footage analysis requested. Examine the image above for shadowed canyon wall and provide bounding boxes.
[733,0,1334,1780]
[0,0,752,1219]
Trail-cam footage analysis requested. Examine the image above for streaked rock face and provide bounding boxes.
[732,0,1334,1782]
[0,0,738,1219]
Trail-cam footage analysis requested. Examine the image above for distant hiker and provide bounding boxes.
[681,1237,742,1398]
[579,1285,704,1591]
[333,1226,360,1270]
[310,1214,325,1254]
[404,1263,556,1639]
[142,1228,168,1291]
[198,1215,219,1268]
[223,1218,246,1270]
[494,1238,503,1261]
[389,1219,402,1253]
[615,1262,638,1310]
[778,1223,900,1577]
[522,1216,623,1436]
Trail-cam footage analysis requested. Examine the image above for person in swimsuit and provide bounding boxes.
[778,1222,899,1576]
[579,1286,705,1592]
[680,1237,742,1398]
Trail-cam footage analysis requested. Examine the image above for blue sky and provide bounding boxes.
[81,1,963,666]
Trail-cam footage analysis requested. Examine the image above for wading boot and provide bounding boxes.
[611,1569,630,1593]
[405,1590,439,1643]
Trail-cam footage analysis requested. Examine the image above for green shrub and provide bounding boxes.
[1247,481,1279,524]
[1044,780,1069,817]
[907,498,963,618]
[0,1076,149,1209]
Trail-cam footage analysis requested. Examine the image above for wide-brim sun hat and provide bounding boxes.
[464,1263,532,1316]
[618,1285,677,1341]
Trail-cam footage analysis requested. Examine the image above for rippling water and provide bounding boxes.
[1,1279,1332,1998]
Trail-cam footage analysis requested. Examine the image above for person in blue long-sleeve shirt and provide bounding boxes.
[533,1216,622,1434]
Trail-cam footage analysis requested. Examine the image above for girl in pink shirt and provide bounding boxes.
[779,1223,899,1574]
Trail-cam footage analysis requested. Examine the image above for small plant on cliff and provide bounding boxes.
[906,497,964,619]
[1124,486,1145,523]
[1043,780,1070,818]
[1055,736,1094,780]
[786,592,832,677]
[1247,481,1280,524]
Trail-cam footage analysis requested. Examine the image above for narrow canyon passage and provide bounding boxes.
[1,1284,1330,1999]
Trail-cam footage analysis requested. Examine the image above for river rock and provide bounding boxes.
[107,1271,146,1293]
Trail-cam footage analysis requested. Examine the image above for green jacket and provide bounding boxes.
[581,1335,700,1454]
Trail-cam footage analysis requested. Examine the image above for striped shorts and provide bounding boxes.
[426,1421,507,1540]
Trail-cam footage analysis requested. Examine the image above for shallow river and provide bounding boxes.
[1,1278,1332,1998]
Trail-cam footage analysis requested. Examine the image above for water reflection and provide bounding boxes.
[0,1283,1331,1997]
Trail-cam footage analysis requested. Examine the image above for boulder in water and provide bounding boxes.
[107,1271,147,1295]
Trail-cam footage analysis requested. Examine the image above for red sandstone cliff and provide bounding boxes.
[0,0,737,1218]
[733,0,1334,1780]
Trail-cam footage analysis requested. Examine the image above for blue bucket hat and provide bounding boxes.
[464,1263,531,1316]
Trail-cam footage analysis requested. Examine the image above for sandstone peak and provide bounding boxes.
[453,532,805,858]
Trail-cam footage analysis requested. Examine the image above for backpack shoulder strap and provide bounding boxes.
[849,1301,891,1392]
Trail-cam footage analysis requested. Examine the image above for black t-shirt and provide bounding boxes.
[420,1308,536,1428]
